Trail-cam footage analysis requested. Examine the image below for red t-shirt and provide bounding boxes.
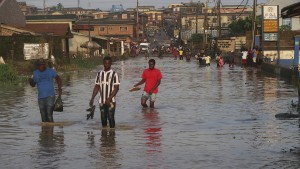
[142,68,162,94]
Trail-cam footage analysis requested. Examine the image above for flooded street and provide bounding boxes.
[1,56,300,168]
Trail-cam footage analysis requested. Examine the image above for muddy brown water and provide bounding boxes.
[1,56,300,168]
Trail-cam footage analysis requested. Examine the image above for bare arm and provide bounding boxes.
[149,79,161,95]
[55,75,62,96]
[134,79,146,87]
[89,84,100,107]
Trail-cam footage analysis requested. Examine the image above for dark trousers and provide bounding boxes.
[100,103,116,128]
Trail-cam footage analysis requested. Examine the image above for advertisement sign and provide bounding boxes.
[263,6,278,20]
[264,33,278,41]
[262,5,279,42]
[23,43,49,60]
[263,20,278,32]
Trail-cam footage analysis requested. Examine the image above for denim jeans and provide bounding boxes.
[38,96,55,122]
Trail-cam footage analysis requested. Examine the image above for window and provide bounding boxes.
[282,18,291,26]
[99,27,105,31]
[122,14,127,19]
[120,26,128,31]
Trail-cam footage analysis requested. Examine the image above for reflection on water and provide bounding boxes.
[142,108,162,168]
[143,109,161,154]
[33,126,65,169]
[86,129,121,168]
[1,56,300,168]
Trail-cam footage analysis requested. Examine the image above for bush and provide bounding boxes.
[0,64,18,82]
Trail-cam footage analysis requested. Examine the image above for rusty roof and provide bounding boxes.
[25,23,73,38]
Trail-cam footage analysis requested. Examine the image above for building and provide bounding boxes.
[74,11,148,42]
[18,2,38,15]
[74,18,135,42]
[25,23,73,57]
[93,11,110,19]
[26,14,77,30]
[61,7,101,20]
[0,0,26,27]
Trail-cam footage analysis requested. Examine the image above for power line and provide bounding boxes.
[232,0,250,21]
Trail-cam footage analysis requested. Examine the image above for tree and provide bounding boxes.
[228,17,252,36]
[190,33,203,43]
[56,3,64,11]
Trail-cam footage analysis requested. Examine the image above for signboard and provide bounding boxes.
[262,5,279,42]
[263,20,278,32]
[23,43,49,60]
[264,33,278,41]
[263,6,278,19]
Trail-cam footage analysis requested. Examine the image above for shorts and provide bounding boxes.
[242,59,246,64]
[141,91,156,102]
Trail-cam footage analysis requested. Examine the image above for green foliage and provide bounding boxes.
[190,33,203,42]
[56,3,64,11]
[280,25,292,31]
[0,64,18,82]
[228,17,252,36]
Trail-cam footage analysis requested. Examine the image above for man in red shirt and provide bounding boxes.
[133,59,162,108]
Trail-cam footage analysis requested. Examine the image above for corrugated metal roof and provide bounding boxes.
[75,19,135,25]
[26,14,77,20]
[25,23,72,37]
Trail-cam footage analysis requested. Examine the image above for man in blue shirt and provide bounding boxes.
[28,59,62,122]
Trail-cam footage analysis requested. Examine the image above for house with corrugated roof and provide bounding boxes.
[26,14,77,30]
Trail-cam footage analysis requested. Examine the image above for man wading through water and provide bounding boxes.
[133,59,162,108]
[89,56,120,128]
[28,59,62,122]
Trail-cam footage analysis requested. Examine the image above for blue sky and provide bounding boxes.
[18,0,268,10]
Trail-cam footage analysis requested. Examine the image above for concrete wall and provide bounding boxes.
[69,34,89,53]
[261,62,299,80]
[0,0,26,27]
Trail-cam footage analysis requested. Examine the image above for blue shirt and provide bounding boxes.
[33,68,58,99]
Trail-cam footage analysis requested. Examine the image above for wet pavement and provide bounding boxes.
[1,56,300,168]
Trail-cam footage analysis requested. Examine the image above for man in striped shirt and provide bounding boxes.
[89,56,120,128]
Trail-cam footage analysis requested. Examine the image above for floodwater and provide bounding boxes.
[1,56,300,169]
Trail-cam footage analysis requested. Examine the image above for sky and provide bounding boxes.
[17,0,269,10]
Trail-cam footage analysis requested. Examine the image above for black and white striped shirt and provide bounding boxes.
[95,69,120,104]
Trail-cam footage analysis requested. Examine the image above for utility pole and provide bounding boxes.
[136,0,139,41]
[43,0,45,14]
[78,0,80,8]
[203,0,208,50]
[217,0,221,37]
[251,0,257,50]
[196,1,199,34]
